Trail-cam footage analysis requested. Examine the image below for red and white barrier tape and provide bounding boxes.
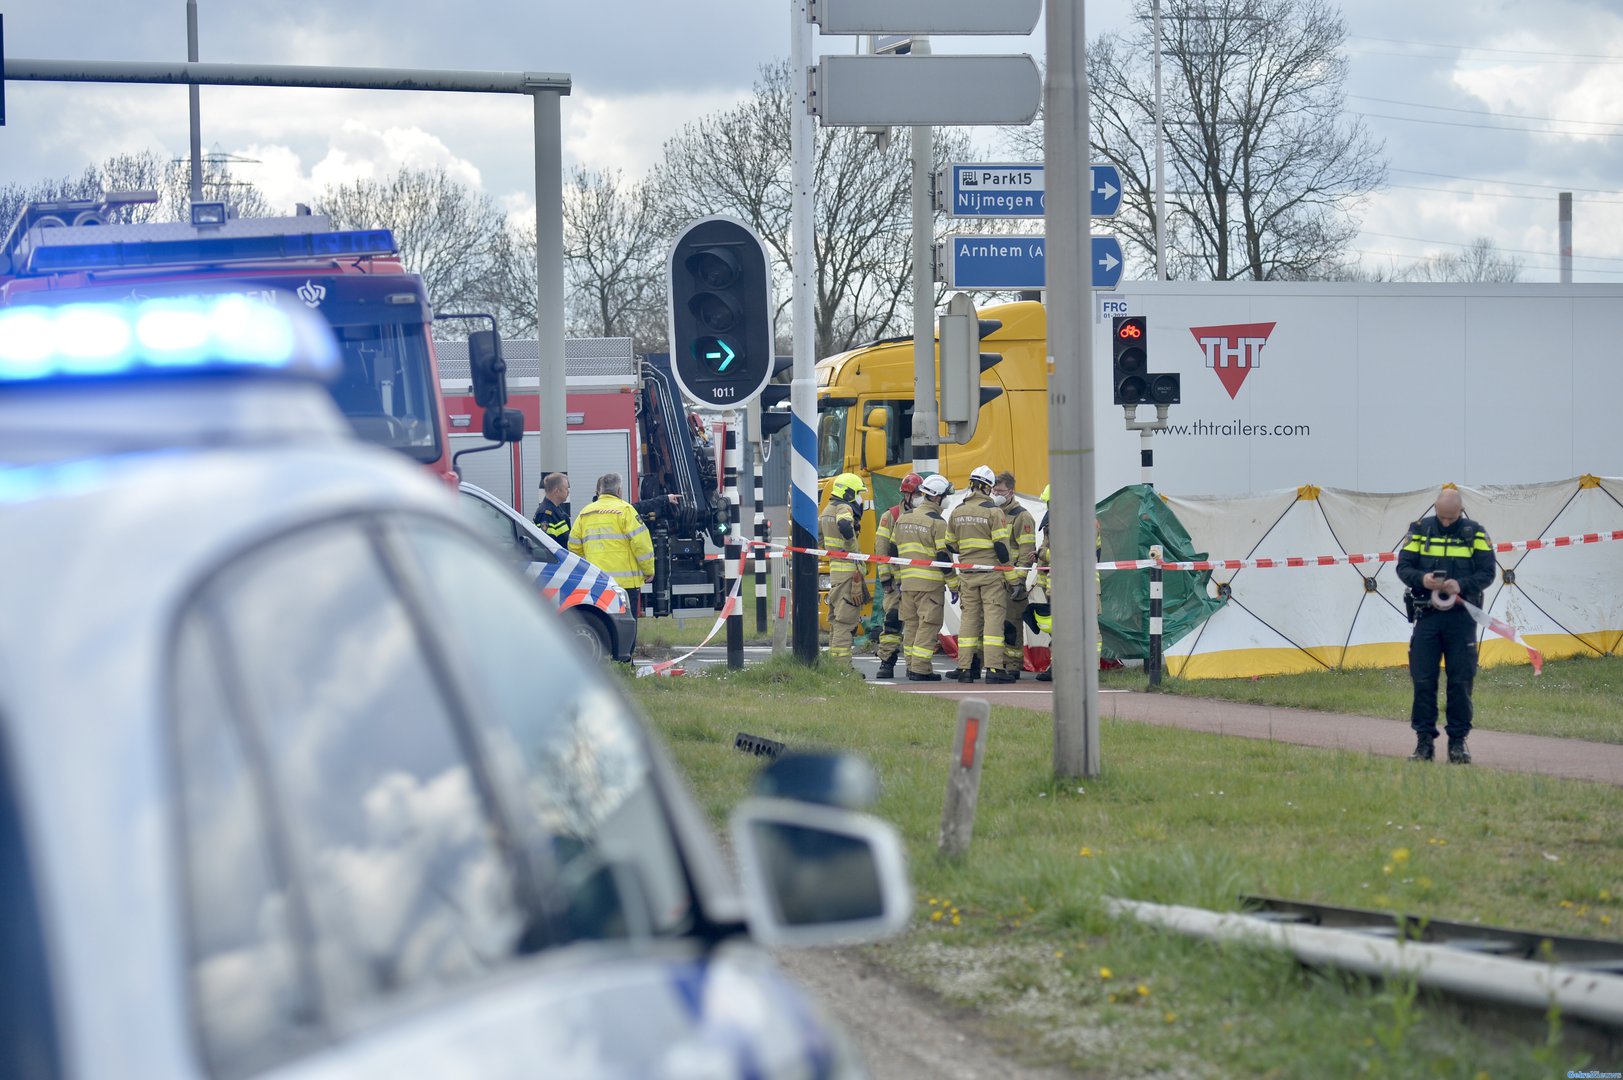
[636,554,748,678]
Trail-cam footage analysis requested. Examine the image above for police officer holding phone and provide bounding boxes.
[1395,487,1496,764]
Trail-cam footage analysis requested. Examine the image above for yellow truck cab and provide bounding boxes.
[814,299,1051,573]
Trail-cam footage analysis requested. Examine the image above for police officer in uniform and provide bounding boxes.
[873,472,923,680]
[895,474,955,681]
[532,472,572,542]
[820,472,868,673]
[993,470,1037,680]
[948,465,1013,683]
[1396,487,1496,763]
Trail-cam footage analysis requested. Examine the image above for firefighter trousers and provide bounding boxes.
[827,572,862,666]
[1409,608,1477,740]
[957,572,1006,670]
[900,587,945,675]
[1003,592,1028,672]
[878,584,903,664]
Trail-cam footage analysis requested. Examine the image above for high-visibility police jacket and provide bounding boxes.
[1396,514,1495,607]
[946,496,1011,581]
[820,498,861,578]
[875,502,906,584]
[894,505,954,591]
[532,497,571,543]
[568,494,655,589]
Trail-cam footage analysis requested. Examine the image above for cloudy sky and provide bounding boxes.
[4,0,1621,281]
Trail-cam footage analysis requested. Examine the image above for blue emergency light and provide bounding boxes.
[23,228,398,275]
[0,297,340,384]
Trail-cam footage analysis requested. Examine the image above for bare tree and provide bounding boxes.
[317,166,506,316]
[2,149,270,236]
[559,167,666,350]
[1400,237,1523,283]
[650,61,972,359]
[1009,0,1384,280]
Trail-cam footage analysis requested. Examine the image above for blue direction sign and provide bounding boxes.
[941,234,1126,290]
[942,162,1123,218]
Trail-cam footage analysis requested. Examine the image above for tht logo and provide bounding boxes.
[295,280,327,308]
[1189,322,1277,399]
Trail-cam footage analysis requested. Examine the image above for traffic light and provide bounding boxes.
[754,355,794,438]
[939,292,1004,444]
[1112,316,1148,405]
[668,215,774,410]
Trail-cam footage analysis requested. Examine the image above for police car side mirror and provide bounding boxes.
[730,796,910,948]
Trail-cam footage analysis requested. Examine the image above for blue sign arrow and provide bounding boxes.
[1090,164,1122,218]
[943,234,1126,290]
[1091,235,1124,289]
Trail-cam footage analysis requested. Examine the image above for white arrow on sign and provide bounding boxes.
[811,0,1041,35]
[813,55,1041,127]
[1095,175,1118,201]
[1098,249,1120,275]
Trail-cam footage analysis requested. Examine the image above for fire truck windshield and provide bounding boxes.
[326,318,440,463]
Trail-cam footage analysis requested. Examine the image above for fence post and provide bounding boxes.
[1148,543,1164,687]
[939,698,991,858]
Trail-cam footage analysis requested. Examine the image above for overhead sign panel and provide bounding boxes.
[810,0,1041,35]
[940,162,1125,218]
[813,55,1041,127]
[939,234,1127,290]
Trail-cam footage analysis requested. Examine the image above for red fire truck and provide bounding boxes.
[0,190,468,486]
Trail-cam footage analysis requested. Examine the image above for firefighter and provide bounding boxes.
[873,472,924,680]
[1395,487,1496,764]
[531,471,572,542]
[1033,484,1054,682]
[895,474,956,681]
[569,473,655,614]
[947,464,1013,683]
[993,470,1037,680]
[820,472,868,672]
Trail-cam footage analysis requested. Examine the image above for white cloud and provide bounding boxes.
[562,88,753,178]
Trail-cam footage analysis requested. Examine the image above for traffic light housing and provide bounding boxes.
[754,355,794,438]
[1112,316,1181,407]
[668,215,774,410]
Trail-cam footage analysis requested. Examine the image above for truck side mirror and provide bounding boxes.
[861,406,890,471]
[468,330,506,409]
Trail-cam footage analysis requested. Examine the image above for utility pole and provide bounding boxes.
[1045,0,1101,778]
[186,0,202,203]
[910,38,939,479]
[789,0,821,664]
[1152,0,1166,281]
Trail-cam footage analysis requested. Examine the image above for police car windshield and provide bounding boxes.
[326,320,440,464]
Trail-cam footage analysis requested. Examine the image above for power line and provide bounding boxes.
[1359,229,1623,263]
[1346,34,1623,61]
[1348,94,1623,130]
[1391,169,1623,196]
[1351,110,1623,137]
[1383,182,1623,207]
[1346,47,1623,66]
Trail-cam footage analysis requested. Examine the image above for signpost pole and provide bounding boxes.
[1045,0,1101,779]
[911,42,938,477]
[790,0,821,665]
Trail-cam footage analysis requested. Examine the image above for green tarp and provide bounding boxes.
[1096,483,1225,660]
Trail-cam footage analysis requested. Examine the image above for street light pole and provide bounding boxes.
[186,0,202,203]
[1153,0,1166,281]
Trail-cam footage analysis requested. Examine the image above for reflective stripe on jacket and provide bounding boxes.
[875,503,904,583]
[1396,514,1495,607]
[820,499,860,577]
[895,506,952,590]
[568,494,654,588]
[947,496,1011,578]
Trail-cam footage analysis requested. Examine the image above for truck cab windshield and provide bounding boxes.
[326,320,440,464]
[817,405,848,479]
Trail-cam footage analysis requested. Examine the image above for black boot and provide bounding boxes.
[1035,669,1053,682]
[908,670,942,682]
[986,669,1017,684]
[955,656,982,683]
[1408,736,1435,762]
[1447,737,1471,765]
[876,658,896,680]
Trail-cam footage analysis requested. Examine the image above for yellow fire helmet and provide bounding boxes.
[831,472,867,501]
[1040,483,1051,503]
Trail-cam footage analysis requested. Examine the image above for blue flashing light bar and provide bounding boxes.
[24,228,398,275]
[0,297,341,385]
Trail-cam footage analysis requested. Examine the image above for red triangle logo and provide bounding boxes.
[1189,322,1277,400]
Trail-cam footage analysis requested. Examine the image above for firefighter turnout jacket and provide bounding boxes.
[820,499,861,580]
[569,494,655,590]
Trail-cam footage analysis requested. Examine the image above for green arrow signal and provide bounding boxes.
[705,339,736,372]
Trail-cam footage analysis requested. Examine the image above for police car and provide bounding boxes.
[456,481,637,662]
[0,298,910,1080]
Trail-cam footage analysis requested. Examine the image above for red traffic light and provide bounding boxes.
[1117,319,1144,340]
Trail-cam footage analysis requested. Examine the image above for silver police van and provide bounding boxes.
[0,297,909,1080]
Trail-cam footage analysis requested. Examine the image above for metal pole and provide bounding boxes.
[1153,0,1166,281]
[1045,0,1101,778]
[910,39,939,477]
[186,0,203,204]
[1559,192,1573,284]
[753,448,769,635]
[1141,426,1153,485]
[725,413,743,669]
[790,0,821,665]
[533,91,568,477]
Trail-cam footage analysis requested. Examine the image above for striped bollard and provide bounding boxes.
[1148,544,1163,687]
[724,414,742,670]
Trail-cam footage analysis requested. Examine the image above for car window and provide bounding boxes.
[456,491,527,562]
[203,523,528,1016]
[0,728,63,1080]
[171,614,319,1078]
[388,518,693,940]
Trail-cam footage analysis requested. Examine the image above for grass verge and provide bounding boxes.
[632,658,1622,1078]
[1099,653,1623,745]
